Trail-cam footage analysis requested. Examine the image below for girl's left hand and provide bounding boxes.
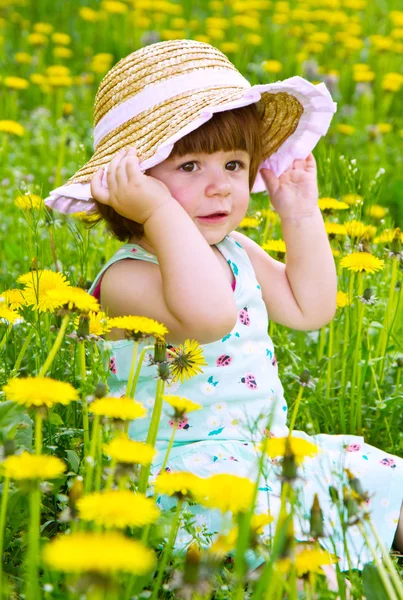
[260,153,319,220]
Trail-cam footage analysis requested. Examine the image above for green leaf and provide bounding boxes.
[362,563,388,600]
[49,412,64,426]
[0,401,33,448]
[65,449,80,473]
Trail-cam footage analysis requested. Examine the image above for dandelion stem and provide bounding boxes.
[78,342,90,455]
[350,276,364,434]
[0,324,13,353]
[129,345,154,398]
[138,378,165,494]
[160,422,178,472]
[126,341,139,398]
[288,386,304,432]
[10,326,35,376]
[35,411,43,455]
[0,476,10,599]
[150,497,183,600]
[38,313,70,377]
[365,517,403,600]
[25,485,41,600]
[357,521,399,600]
[326,317,335,399]
[84,414,100,494]
[377,257,399,383]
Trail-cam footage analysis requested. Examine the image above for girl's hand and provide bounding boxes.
[90,147,175,224]
[260,153,319,220]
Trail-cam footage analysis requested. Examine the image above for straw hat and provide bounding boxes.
[45,39,337,214]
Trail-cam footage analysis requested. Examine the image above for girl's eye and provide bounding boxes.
[179,160,246,172]
[226,161,245,171]
[179,162,197,172]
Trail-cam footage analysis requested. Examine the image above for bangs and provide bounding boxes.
[170,104,264,188]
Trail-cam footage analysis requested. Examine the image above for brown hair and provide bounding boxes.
[92,103,264,242]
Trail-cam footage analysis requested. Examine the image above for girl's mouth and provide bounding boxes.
[197,213,229,224]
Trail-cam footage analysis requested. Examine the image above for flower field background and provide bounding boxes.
[1,0,403,598]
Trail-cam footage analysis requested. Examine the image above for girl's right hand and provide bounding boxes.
[90,147,175,224]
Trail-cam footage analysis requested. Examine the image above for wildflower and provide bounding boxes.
[296,368,316,388]
[79,7,100,21]
[14,194,43,210]
[17,270,70,312]
[163,395,202,421]
[318,198,349,212]
[27,33,48,45]
[261,240,287,257]
[3,376,79,408]
[103,436,157,465]
[336,291,351,308]
[51,32,71,45]
[89,396,147,421]
[33,22,54,34]
[359,288,377,305]
[74,311,111,336]
[341,193,363,206]
[4,76,30,90]
[46,286,100,314]
[385,227,403,259]
[101,1,129,14]
[15,52,32,64]
[336,124,356,135]
[366,204,388,219]
[344,220,376,241]
[108,315,168,342]
[0,289,26,310]
[77,490,160,528]
[238,217,260,229]
[167,339,207,383]
[195,474,255,514]
[340,252,384,274]
[374,229,403,245]
[209,527,238,557]
[1,451,65,481]
[0,120,25,136]
[262,436,319,464]
[154,471,204,500]
[0,305,22,324]
[262,60,282,73]
[325,222,347,238]
[276,545,336,576]
[42,531,155,574]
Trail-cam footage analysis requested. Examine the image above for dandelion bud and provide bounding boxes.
[309,493,324,538]
[329,485,339,503]
[396,356,403,368]
[153,338,167,363]
[282,436,298,481]
[298,368,311,386]
[77,314,90,338]
[183,542,201,585]
[391,228,402,254]
[3,439,16,457]
[363,288,372,301]
[94,381,108,398]
[345,468,366,499]
[157,361,171,381]
[69,476,84,508]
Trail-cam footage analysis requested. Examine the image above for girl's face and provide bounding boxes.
[145,149,251,246]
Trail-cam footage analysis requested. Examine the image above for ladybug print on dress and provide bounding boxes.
[346,444,361,452]
[271,355,278,368]
[168,416,190,430]
[380,458,396,468]
[240,373,258,390]
[239,306,250,326]
[109,356,117,374]
[216,354,232,367]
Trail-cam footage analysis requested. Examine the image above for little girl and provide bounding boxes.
[46,39,403,575]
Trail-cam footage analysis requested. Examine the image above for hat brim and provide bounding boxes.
[45,76,336,215]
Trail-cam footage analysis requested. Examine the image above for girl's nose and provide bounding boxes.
[205,169,231,196]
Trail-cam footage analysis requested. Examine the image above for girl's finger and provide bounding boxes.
[107,148,126,192]
[90,168,110,204]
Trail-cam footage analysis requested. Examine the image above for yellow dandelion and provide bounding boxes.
[77,490,160,528]
[344,220,376,240]
[341,193,363,206]
[154,471,204,500]
[366,204,388,219]
[46,286,100,314]
[318,198,350,211]
[209,527,238,557]
[262,436,319,464]
[196,474,255,514]
[72,210,99,223]
[18,270,70,313]
[260,208,279,224]
[374,229,403,245]
[33,22,54,34]
[251,511,275,533]
[0,305,22,324]
[336,124,356,135]
[108,315,168,341]
[51,32,71,45]
[0,120,25,136]
[238,217,260,229]
[90,396,147,421]
[262,60,283,73]
[3,376,79,408]
[261,240,287,254]
[163,395,202,419]
[276,546,336,576]
[4,76,30,90]
[42,531,155,575]
[167,339,208,383]
[325,222,347,236]
[0,289,26,310]
[27,33,48,46]
[103,436,157,465]
[1,451,65,481]
[14,52,32,65]
[14,194,43,210]
[79,7,100,21]
[74,311,111,336]
[101,0,129,14]
[336,291,351,308]
[340,252,384,273]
